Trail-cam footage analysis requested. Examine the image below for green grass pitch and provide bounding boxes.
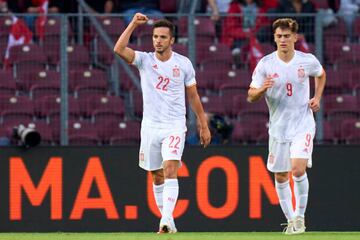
[0,232,359,240]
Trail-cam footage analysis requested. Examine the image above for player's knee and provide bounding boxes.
[163,168,177,179]
[275,172,289,183]
[164,161,179,178]
[292,166,306,178]
[151,170,164,185]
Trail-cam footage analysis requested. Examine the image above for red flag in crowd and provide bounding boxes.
[248,36,264,72]
[3,16,33,68]
[35,0,49,40]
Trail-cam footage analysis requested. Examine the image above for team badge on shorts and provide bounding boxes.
[269,153,275,164]
[139,151,144,162]
[173,66,180,78]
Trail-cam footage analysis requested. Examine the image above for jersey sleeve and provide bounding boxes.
[131,51,147,69]
[308,54,323,77]
[250,59,266,89]
[185,59,196,87]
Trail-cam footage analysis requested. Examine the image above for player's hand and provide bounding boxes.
[261,76,275,91]
[309,97,320,112]
[199,127,211,148]
[131,13,149,26]
[211,11,220,21]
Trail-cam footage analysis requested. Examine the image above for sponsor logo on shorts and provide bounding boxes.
[303,148,308,153]
[171,149,178,155]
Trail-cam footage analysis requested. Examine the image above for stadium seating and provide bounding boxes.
[313,120,336,144]
[33,95,80,122]
[323,19,347,45]
[68,121,100,146]
[118,64,140,91]
[324,94,358,114]
[197,43,232,65]
[159,0,178,13]
[9,44,47,75]
[173,43,188,56]
[131,90,143,118]
[0,95,34,122]
[341,119,360,143]
[200,95,227,116]
[0,70,17,95]
[0,16,12,49]
[325,69,351,94]
[177,17,216,49]
[91,17,125,38]
[29,83,60,99]
[232,119,268,144]
[97,120,141,145]
[82,95,125,121]
[69,69,108,93]
[215,69,251,90]
[17,70,60,93]
[67,44,91,69]
[232,94,268,120]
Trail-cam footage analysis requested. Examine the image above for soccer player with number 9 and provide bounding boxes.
[247,18,326,234]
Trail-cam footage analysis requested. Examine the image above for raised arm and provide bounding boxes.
[247,76,274,103]
[113,13,148,63]
[309,69,326,112]
[186,85,211,147]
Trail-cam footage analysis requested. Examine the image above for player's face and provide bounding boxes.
[153,27,174,54]
[274,27,297,53]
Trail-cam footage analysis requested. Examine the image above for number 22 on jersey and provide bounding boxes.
[156,76,170,91]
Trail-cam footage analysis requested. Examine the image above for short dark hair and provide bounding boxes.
[272,18,299,33]
[153,19,175,37]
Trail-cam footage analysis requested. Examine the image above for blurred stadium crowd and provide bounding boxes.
[0,0,359,146]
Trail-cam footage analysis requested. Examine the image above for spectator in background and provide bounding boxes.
[7,0,61,32]
[338,0,360,42]
[7,0,60,13]
[207,0,232,21]
[275,0,317,42]
[206,0,232,38]
[262,0,279,12]
[221,0,268,54]
[118,0,164,24]
[327,0,339,12]
[85,0,117,13]
[0,0,8,13]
